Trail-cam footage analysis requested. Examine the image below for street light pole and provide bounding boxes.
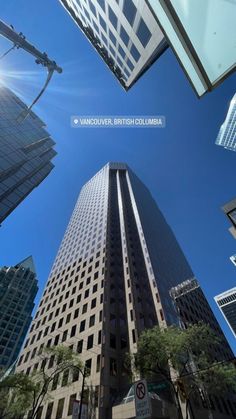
[78,367,86,419]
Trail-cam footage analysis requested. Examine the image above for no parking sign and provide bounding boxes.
[134,379,152,419]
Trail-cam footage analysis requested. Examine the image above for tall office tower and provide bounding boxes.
[216,93,236,152]
[170,278,233,361]
[0,85,56,224]
[222,198,236,239]
[215,287,236,338]
[0,256,38,369]
[59,0,167,89]
[16,162,194,419]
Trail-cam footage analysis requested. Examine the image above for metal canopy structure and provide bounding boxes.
[0,19,62,116]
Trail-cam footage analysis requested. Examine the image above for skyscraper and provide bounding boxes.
[16,162,194,419]
[170,278,233,361]
[216,93,236,152]
[0,256,38,369]
[221,198,236,239]
[215,287,236,338]
[59,0,167,89]
[0,85,56,224]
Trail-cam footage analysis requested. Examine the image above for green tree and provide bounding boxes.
[132,323,236,419]
[0,345,84,419]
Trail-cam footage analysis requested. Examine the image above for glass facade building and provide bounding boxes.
[146,0,236,96]
[216,93,236,152]
[16,162,195,419]
[59,0,168,89]
[215,287,236,339]
[0,85,56,224]
[0,257,38,369]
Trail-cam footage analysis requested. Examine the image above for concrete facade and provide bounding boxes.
[17,163,199,419]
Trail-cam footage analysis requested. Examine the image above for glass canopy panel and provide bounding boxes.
[171,0,236,85]
[147,0,236,96]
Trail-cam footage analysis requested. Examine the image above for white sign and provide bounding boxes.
[72,401,88,419]
[134,379,152,419]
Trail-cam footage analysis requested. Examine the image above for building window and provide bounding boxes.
[88,0,96,17]
[77,340,83,353]
[108,6,117,29]
[96,354,101,372]
[71,325,77,337]
[89,314,95,327]
[120,25,129,46]
[61,369,69,387]
[56,398,65,419]
[99,14,106,32]
[126,59,134,71]
[123,0,136,26]
[74,308,79,319]
[91,298,96,309]
[97,0,105,11]
[45,402,53,419]
[85,359,92,375]
[62,330,68,342]
[68,394,77,416]
[80,320,85,332]
[87,334,94,349]
[130,44,140,61]
[118,45,126,58]
[136,18,151,47]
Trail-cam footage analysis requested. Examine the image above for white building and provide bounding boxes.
[59,0,167,89]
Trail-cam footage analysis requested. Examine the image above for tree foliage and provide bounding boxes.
[133,323,236,418]
[0,345,84,419]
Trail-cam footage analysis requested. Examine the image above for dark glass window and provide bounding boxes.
[89,314,95,327]
[80,320,85,332]
[123,0,136,26]
[89,0,96,17]
[85,358,92,375]
[56,398,65,419]
[109,30,116,46]
[45,402,53,419]
[118,45,126,58]
[126,59,134,71]
[108,6,117,29]
[97,0,105,11]
[120,25,129,46]
[101,33,107,45]
[93,20,99,34]
[77,339,83,353]
[99,14,107,32]
[71,325,76,337]
[136,18,151,47]
[130,44,140,61]
[68,394,76,416]
[87,334,94,349]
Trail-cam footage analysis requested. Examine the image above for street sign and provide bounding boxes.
[134,379,152,419]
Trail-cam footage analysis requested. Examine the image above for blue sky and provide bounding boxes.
[0,0,236,351]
